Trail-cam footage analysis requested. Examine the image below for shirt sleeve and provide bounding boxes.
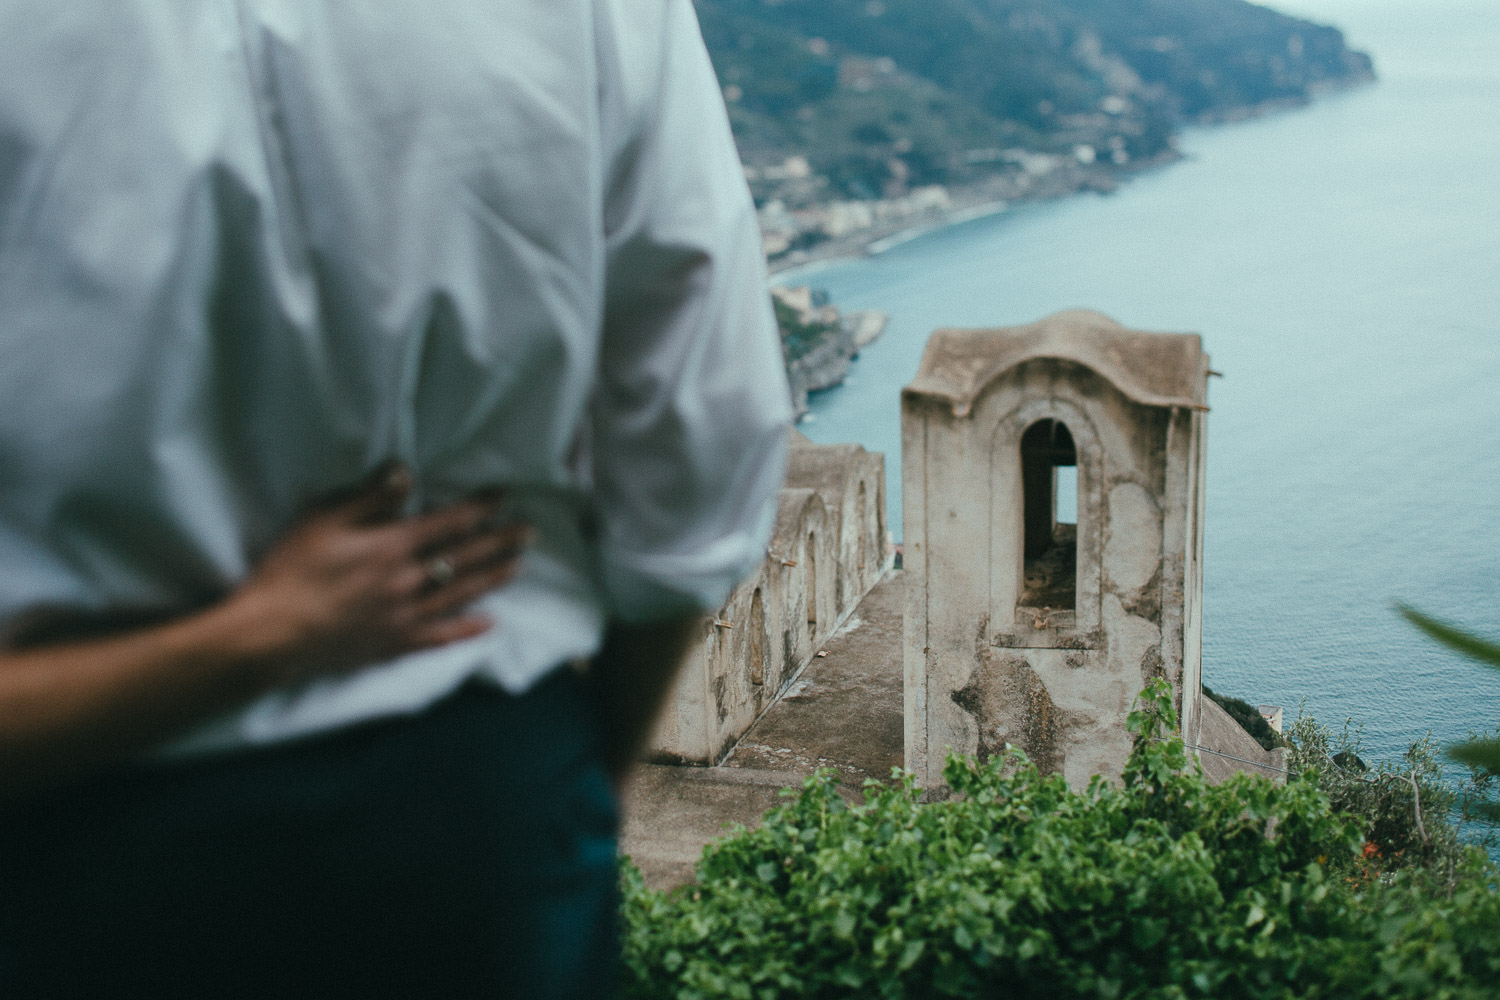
[591,0,792,624]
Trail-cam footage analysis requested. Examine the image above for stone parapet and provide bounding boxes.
[649,437,891,765]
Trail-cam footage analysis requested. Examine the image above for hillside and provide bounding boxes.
[697,0,1374,208]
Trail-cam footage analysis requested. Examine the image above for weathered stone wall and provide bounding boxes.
[786,440,887,622]
[903,315,1208,790]
[650,437,890,765]
[1197,696,1287,784]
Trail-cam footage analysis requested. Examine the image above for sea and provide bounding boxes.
[778,0,1500,763]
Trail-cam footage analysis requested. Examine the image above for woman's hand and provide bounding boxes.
[228,464,531,684]
[0,464,529,794]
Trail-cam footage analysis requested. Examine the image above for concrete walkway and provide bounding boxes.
[620,573,905,890]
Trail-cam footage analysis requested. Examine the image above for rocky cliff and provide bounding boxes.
[773,287,887,419]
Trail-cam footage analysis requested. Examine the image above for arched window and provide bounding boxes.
[1020,419,1077,611]
[748,588,766,686]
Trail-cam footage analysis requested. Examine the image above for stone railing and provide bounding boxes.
[650,435,890,765]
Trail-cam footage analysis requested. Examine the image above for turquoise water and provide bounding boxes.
[782,0,1500,760]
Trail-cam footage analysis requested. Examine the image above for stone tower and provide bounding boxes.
[901,310,1210,789]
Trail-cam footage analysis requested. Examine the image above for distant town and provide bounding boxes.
[697,0,1374,269]
[752,145,1127,270]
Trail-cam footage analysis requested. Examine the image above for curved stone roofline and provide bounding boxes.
[903,309,1211,417]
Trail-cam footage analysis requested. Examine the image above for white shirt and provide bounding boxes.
[0,0,791,755]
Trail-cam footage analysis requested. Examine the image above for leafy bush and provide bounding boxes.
[1281,712,1489,884]
[621,681,1500,999]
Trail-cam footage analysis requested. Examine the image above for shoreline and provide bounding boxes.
[769,74,1380,419]
[765,74,1377,283]
[767,150,1182,281]
[769,150,1183,419]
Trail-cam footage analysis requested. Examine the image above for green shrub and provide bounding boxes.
[1281,712,1484,884]
[621,681,1500,999]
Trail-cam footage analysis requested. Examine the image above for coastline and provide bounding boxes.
[768,74,1380,420]
[766,74,1377,282]
[767,150,1182,281]
[768,150,1184,419]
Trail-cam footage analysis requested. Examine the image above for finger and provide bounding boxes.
[326,462,413,526]
[405,614,493,652]
[434,523,534,577]
[386,561,431,601]
[400,496,505,554]
[413,557,524,621]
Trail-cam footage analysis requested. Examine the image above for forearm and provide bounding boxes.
[590,616,699,785]
[0,468,529,798]
[0,594,289,796]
